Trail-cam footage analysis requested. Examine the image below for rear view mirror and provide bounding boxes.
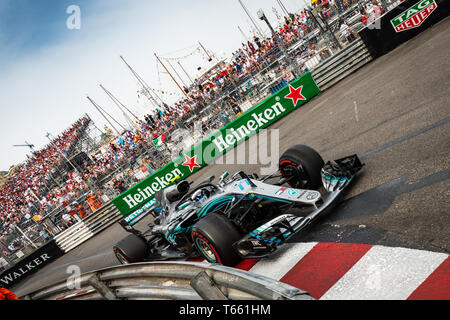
[199,175,215,185]
[219,171,229,184]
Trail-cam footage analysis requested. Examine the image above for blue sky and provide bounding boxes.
[0,0,87,68]
[0,0,68,47]
[0,0,308,171]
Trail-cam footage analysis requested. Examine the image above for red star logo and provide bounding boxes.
[182,154,200,172]
[284,84,306,106]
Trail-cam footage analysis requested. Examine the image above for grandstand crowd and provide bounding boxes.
[145,0,384,121]
[0,0,385,257]
[0,117,91,253]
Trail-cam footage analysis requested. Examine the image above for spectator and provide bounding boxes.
[371,0,385,19]
[39,229,50,242]
[215,107,230,125]
[296,54,309,73]
[227,97,243,116]
[61,211,74,228]
[360,8,369,25]
[76,202,88,219]
[280,65,294,83]
[339,20,357,43]
[334,0,345,14]
[112,177,127,194]
[141,158,155,175]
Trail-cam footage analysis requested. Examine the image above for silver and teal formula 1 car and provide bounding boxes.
[113,144,364,266]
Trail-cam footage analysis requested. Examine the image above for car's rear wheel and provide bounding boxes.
[113,234,148,264]
[279,144,324,189]
[191,213,242,267]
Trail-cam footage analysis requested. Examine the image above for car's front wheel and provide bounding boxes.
[113,234,148,264]
[279,144,324,189]
[191,213,242,267]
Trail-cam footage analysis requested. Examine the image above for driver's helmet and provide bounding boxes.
[191,188,209,205]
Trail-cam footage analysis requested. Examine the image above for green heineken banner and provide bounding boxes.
[112,72,320,216]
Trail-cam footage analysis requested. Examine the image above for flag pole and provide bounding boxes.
[99,84,140,121]
[86,96,126,134]
[198,41,213,61]
[237,0,265,39]
[177,61,195,85]
[119,55,162,109]
[277,0,290,19]
[238,25,249,42]
[166,59,188,88]
[155,53,190,100]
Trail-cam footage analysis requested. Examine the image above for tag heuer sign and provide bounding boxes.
[391,0,438,32]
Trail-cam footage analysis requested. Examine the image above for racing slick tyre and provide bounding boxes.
[113,234,148,264]
[191,213,242,267]
[279,144,324,189]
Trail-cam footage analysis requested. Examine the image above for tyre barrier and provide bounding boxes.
[21,261,314,300]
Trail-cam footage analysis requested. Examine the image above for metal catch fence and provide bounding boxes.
[0,219,52,267]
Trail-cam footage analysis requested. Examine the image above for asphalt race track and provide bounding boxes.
[12,16,450,298]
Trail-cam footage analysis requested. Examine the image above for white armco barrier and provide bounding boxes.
[53,221,94,252]
[54,201,123,253]
[311,39,372,91]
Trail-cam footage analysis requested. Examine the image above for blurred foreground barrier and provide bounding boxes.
[22,261,314,300]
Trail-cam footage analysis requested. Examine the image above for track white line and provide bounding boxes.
[353,101,359,122]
